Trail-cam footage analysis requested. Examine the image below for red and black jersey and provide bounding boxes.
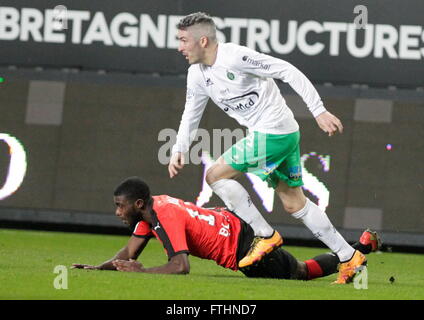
[133,195,245,270]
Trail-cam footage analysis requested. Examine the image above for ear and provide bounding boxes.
[199,36,208,48]
[135,199,145,209]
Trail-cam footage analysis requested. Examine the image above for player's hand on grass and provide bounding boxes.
[112,259,144,272]
[168,152,185,178]
[315,111,343,137]
[71,263,101,270]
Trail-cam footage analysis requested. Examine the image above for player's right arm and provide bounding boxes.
[168,152,185,178]
[168,66,209,178]
[71,235,148,270]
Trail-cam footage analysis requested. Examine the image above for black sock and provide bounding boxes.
[352,241,372,255]
[304,252,340,280]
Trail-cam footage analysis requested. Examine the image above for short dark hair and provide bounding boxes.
[114,177,152,206]
[177,12,217,41]
[177,12,215,30]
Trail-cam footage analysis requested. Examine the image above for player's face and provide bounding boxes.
[177,28,204,64]
[114,195,141,229]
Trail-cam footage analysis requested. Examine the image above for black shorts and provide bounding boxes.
[236,217,300,280]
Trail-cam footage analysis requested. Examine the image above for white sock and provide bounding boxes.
[292,198,355,262]
[210,179,274,238]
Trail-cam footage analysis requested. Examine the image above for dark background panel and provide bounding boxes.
[1,78,423,234]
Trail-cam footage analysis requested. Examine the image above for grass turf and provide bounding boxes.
[0,228,423,300]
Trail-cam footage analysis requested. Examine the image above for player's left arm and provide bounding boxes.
[72,235,149,271]
[113,205,191,274]
[113,252,190,274]
[314,111,343,136]
[233,47,343,136]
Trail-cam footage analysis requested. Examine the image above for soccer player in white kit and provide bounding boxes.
[168,12,366,284]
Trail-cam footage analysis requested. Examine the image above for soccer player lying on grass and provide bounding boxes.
[72,177,381,283]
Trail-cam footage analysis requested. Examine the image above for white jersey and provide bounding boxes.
[172,42,326,154]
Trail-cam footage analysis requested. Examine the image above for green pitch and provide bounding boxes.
[1,228,423,300]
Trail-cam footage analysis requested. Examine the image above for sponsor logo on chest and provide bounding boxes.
[220,91,259,112]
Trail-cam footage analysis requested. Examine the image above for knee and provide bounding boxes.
[276,188,306,214]
[205,165,220,185]
[281,197,307,214]
[206,159,240,186]
[283,202,301,214]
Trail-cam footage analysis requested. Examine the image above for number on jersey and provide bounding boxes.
[185,208,215,226]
